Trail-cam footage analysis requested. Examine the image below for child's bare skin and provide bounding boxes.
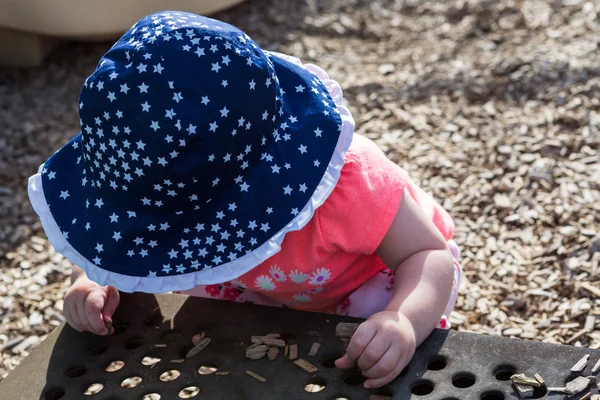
[63,266,119,336]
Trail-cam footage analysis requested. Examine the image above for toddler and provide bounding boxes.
[28,11,461,389]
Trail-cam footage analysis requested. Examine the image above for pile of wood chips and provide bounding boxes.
[1,0,599,382]
[243,333,321,383]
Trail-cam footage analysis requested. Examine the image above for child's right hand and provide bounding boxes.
[63,275,120,335]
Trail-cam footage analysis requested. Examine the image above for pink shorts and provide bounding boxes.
[177,240,462,329]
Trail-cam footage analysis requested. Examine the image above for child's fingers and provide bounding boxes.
[362,344,400,379]
[356,336,390,371]
[364,358,406,389]
[101,287,120,334]
[334,354,353,369]
[102,286,120,320]
[75,298,96,333]
[84,290,109,335]
[344,323,377,365]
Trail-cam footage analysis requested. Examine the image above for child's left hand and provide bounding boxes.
[335,311,416,389]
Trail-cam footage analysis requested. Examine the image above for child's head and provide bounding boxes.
[29,11,353,293]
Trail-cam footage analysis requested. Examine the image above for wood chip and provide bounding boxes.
[215,371,230,376]
[547,387,567,394]
[308,342,321,357]
[590,395,600,400]
[262,337,286,348]
[564,376,593,396]
[245,342,263,351]
[513,383,534,398]
[294,359,318,374]
[511,373,541,387]
[264,333,281,339]
[585,316,596,332]
[284,345,289,357]
[245,370,266,383]
[289,344,298,360]
[581,283,600,299]
[567,329,589,345]
[534,373,545,386]
[250,336,264,345]
[580,392,592,400]
[246,345,268,360]
[571,354,590,372]
[170,359,185,363]
[592,358,600,373]
[336,322,360,338]
[153,344,167,348]
[192,332,205,346]
[267,347,279,361]
[185,338,211,359]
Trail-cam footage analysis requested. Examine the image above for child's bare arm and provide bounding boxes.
[336,188,455,388]
[376,188,455,343]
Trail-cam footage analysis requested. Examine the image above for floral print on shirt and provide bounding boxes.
[309,267,331,286]
[255,275,276,291]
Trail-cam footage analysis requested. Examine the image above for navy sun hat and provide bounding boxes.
[28,11,355,293]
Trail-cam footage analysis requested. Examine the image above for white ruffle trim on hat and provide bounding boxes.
[27,53,355,293]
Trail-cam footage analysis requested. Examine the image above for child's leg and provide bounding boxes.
[337,242,462,329]
[175,283,285,308]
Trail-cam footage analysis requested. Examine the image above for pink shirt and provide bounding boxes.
[226,134,455,311]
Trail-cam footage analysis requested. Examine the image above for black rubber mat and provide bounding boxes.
[0,292,598,400]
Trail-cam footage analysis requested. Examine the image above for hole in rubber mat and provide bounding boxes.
[411,380,434,396]
[141,394,161,400]
[142,355,161,367]
[480,391,505,400]
[105,360,125,372]
[370,386,393,399]
[161,330,183,343]
[160,369,181,382]
[427,356,447,371]
[179,386,201,398]
[321,353,344,368]
[528,385,548,399]
[145,314,163,327]
[43,388,65,400]
[452,372,476,388]
[66,366,87,378]
[125,337,145,350]
[494,364,517,381]
[305,377,327,393]
[369,395,392,400]
[198,364,218,375]
[84,383,104,395]
[343,370,367,385]
[121,376,143,388]
[88,346,108,356]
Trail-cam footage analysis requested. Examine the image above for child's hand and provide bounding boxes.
[335,311,416,389]
[63,275,120,335]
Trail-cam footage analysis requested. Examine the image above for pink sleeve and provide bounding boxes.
[318,135,408,255]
